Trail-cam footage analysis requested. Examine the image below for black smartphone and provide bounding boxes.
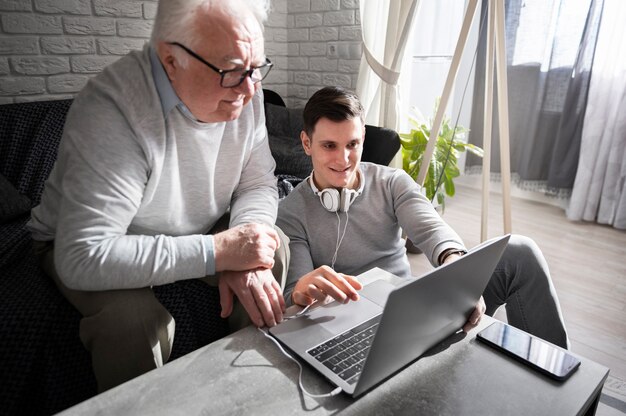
[476,321,581,381]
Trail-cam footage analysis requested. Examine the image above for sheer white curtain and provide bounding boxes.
[466,0,603,195]
[356,0,421,130]
[567,0,626,229]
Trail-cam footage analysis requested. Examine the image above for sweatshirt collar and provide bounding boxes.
[149,45,198,121]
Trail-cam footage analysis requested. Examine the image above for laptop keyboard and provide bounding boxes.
[307,315,381,385]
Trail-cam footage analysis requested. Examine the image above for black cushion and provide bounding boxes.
[0,173,31,224]
[264,103,304,143]
[362,125,401,166]
[0,217,97,415]
[0,99,72,204]
[264,103,313,179]
[268,134,312,178]
[263,88,286,107]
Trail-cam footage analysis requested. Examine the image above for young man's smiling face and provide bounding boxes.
[301,116,365,191]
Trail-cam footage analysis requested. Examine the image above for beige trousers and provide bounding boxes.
[34,226,289,393]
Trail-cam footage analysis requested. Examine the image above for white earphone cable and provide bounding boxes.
[258,328,343,398]
[331,211,349,269]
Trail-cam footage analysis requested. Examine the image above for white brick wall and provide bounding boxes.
[0,0,361,106]
[265,0,361,108]
[0,0,155,102]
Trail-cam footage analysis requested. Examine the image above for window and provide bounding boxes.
[399,0,477,141]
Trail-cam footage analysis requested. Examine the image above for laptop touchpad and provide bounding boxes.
[305,279,394,335]
[307,295,383,335]
[360,278,396,307]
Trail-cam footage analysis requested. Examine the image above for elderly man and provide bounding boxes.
[28,0,287,392]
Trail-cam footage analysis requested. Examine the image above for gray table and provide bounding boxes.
[59,270,609,416]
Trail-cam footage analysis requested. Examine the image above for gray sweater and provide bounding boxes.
[277,162,465,296]
[28,45,278,290]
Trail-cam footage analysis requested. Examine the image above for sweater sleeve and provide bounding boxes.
[390,169,466,267]
[276,192,315,305]
[229,91,279,229]
[53,94,207,290]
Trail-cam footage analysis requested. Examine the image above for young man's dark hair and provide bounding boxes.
[302,86,365,138]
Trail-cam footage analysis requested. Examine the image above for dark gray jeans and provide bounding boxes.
[483,234,570,349]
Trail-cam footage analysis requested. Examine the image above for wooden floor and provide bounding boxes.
[407,184,626,412]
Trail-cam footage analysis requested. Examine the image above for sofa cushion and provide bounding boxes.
[264,103,312,179]
[0,99,72,204]
[362,125,401,166]
[264,102,303,138]
[269,134,312,179]
[0,173,31,224]
[0,219,97,415]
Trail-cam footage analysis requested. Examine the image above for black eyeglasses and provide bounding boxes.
[168,42,273,88]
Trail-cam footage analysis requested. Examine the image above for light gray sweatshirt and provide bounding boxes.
[277,162,465,297]
[28,45,278,290]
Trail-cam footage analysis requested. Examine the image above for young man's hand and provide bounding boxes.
[292,265,363,306]
[441,252,485,332]
[462,296,486,333]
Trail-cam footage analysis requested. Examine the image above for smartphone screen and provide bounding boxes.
[477,321,581,381]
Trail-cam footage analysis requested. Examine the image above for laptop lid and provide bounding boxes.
[269,234,510,396]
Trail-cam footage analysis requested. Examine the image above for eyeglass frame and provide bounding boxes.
[167,42,273,88]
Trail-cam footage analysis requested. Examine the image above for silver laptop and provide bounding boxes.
[268,234,510,397]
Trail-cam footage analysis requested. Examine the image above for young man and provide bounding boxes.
[277,86,569,348]
[28,0,287,392]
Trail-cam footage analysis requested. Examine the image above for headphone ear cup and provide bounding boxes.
[319,188,341,212]
[340,188,358,212]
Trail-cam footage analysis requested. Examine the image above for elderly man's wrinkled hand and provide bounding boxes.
[213,223,280,272]
[218,268,285,327]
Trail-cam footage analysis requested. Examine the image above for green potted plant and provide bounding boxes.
[400,103,483,212]
[400,103,483,254]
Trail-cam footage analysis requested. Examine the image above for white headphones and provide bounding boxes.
[308,171,364,213]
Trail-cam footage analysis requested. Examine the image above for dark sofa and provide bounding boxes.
[0,91,399,415]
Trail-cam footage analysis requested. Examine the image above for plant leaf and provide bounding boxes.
[400,97,484,208]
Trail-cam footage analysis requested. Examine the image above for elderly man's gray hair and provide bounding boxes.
[151,0,270,67]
